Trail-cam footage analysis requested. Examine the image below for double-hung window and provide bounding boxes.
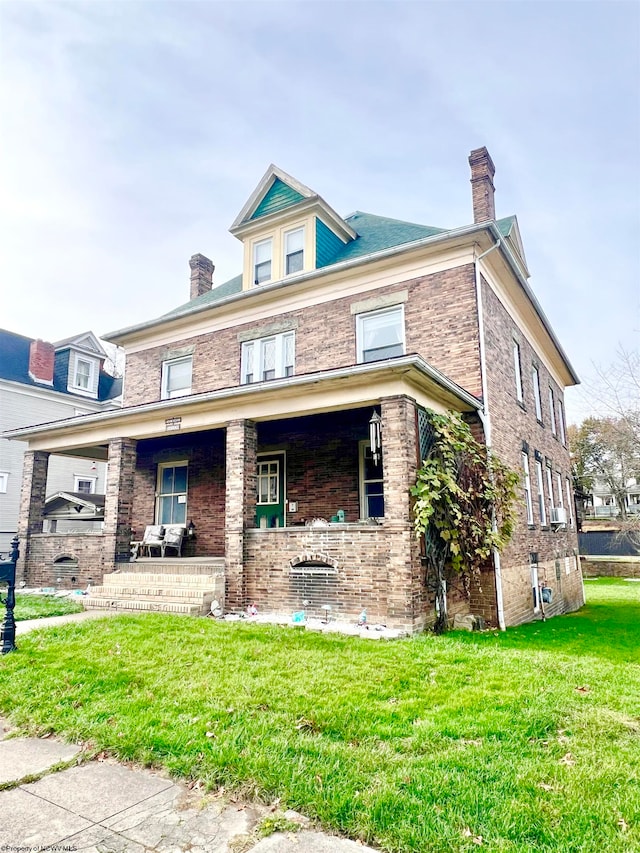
[70,353,98,395]
[241,332,295,383]
[253,238,272,285]
[566,478,574,527]
[558,399,566,445]
[535,459,547,526]
[522,452,534,524]
[548,387,557,435]
[546,462,554,511]
[284,227,304,275]
[357,306,404,363]
[157,462,188,525]
[161,356,192,399]
[74,476,96,494]
[532,364,542,422]
[513,340,523,403]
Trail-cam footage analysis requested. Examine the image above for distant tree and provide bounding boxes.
[569,416,640,520]
[411,412,519,633]
[590,347,640,448]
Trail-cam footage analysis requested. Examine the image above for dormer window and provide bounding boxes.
[254,238,272,285]
[69,351,98,396]
[284,227,304,275]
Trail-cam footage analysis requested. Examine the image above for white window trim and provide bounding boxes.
[161,356,193,400]
[558,400,567,445]
[535,459,547,526]
[69,352,98,397]
[253,237,273,286]
[283,226,305,276]
[241,332,295,384]
[531,560,540,614]
[359,439,385,520]
[74,475,97,494]
[532,365,542,422]
[513,340,523,403]
[356,305,405,364]
[522,452,534,524]
[556,472,564,508]
[156,461,188,525]
[548,387,557,435]
[566,478,574,528]
[0,472,8,494]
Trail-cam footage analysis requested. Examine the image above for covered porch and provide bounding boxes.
[9,357,482,630]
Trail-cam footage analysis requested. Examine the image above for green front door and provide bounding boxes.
[256,453,286,528]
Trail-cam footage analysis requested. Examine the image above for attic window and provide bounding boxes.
[254,238,272,285]
[284,227,304,275]
[69,352,98,396]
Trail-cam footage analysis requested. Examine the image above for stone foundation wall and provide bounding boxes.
[501,554,584,626]
[580,556,640,578]
[23,533,106,588]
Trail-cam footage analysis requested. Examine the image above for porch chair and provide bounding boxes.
[138,525,165,557]
[160,524,186,558]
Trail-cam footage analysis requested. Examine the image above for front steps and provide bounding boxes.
[83,557,225,616]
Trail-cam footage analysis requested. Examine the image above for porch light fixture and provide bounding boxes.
[187,520,196,538]
[369,409,382,465]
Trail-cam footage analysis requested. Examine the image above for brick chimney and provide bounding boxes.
[28,339,55,385]
[189,254,214,300]
[469,147,496,223]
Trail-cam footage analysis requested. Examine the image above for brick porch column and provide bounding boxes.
[225,419,257,610]
[16,450,50,582]
[380,396,422,628]
[103,438,138,569]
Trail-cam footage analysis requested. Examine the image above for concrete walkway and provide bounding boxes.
[2,613,380,852]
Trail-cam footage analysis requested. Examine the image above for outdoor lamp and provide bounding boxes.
[369,410,382,465]
[187,520,196,538]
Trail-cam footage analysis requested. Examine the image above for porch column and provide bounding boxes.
[380,396,422,627]
[103,438,138,568]
[16,450,50,581]
[225,419,257,610]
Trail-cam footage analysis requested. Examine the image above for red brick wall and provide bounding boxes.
[132,431,227,557]
[24,533,105,588]
[480,277,583,626]
[123,265,482,406]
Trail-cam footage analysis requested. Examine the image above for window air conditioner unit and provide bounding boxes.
[550,506,567,526]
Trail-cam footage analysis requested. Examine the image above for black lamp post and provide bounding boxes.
[0,536,19,654]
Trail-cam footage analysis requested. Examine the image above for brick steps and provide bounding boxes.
[83,597,204,616]
[83,559,225,616]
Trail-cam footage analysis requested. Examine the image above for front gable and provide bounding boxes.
[230,165,356,291]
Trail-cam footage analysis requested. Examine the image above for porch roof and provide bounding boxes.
[2,355,481,458]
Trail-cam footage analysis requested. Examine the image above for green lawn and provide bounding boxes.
[13,593,84,621]
[1,578,638,852]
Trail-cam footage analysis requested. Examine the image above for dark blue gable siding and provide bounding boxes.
[251,178,305,220]
[53,350,70,393]
[316,218,346,269]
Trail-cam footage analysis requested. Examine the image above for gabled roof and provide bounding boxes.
[43,491,105,518]
[496,215,529,276]
[229,164,357,243]
[54,331,107,358]
[230,165,317,231]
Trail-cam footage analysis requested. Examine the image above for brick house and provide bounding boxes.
[6,149,584,629]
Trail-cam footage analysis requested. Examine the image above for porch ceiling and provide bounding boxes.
[3,356,480,455]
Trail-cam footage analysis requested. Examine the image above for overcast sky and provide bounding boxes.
[1,0,638,424]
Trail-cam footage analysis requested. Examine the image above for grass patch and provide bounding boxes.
[14,593,84,621]
[1,579,639,852]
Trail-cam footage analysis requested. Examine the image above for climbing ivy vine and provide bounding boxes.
[411,410,520,633]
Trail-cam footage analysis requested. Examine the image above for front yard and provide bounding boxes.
[1,578,638,852]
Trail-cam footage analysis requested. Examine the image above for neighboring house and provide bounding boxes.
[0,330,122,552]
[582,477,640,519]
[5,149,584,628]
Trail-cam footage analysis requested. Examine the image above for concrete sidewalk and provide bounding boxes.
[1,705,378,853]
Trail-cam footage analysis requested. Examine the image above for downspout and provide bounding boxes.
[473,237,507,630]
